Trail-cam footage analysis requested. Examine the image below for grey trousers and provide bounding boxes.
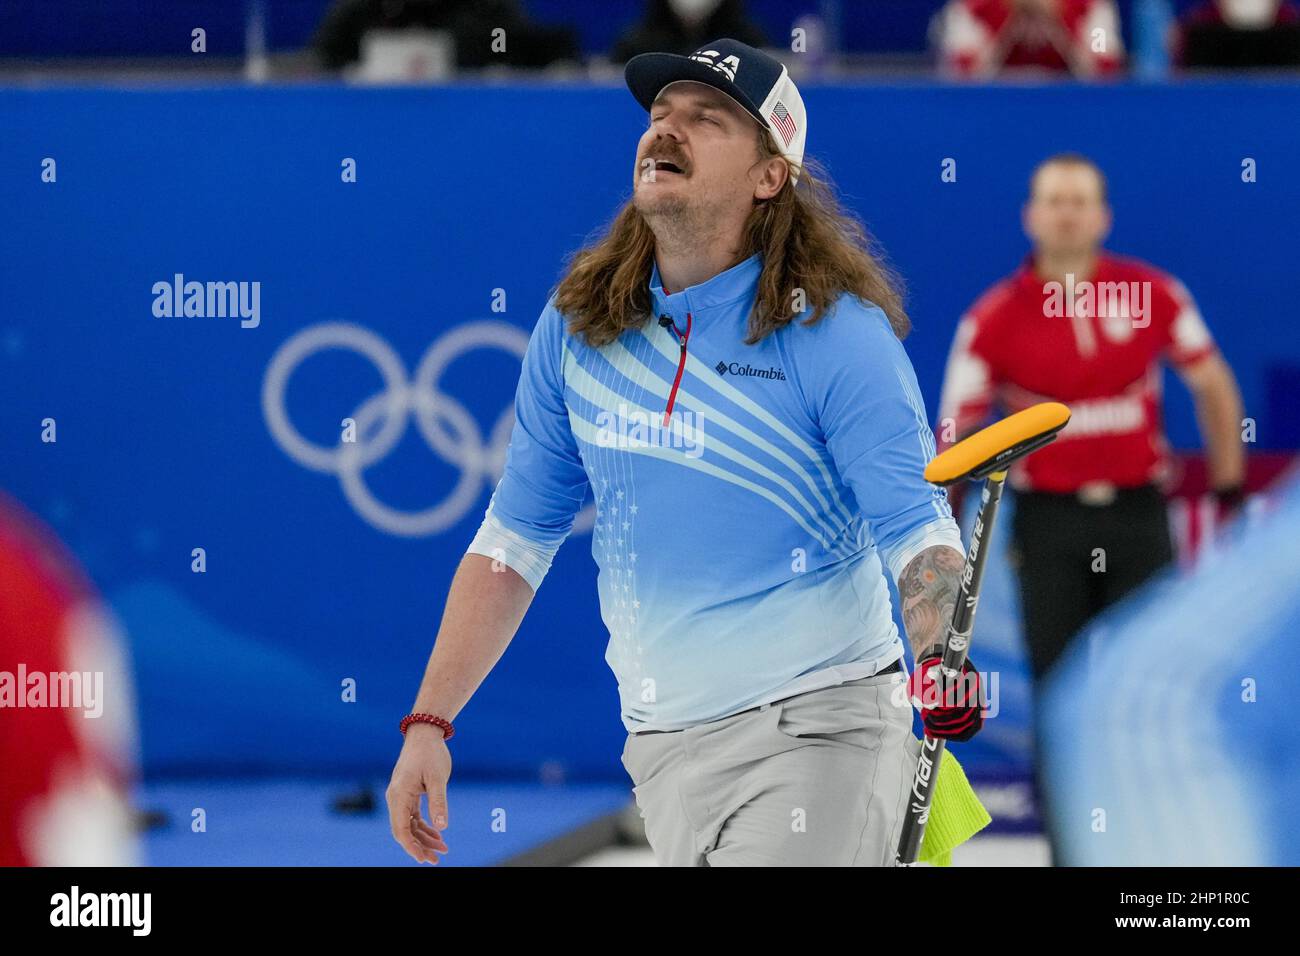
[621,671,919,866]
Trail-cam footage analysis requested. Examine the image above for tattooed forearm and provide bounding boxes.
[898,545,965,660]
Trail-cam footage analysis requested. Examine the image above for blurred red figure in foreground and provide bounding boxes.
[0,492,138,866]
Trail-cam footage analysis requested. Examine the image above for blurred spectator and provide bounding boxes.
[0,492,138,866]
[611,0,768,63]
[936,0,1125,78]
[312,0,579,72]
[1174,0,1300,68]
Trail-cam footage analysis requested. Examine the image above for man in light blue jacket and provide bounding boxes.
[387,39,983,866]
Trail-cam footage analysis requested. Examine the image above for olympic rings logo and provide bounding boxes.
[262,320,592,538]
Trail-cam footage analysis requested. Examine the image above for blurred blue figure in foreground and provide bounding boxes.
[1041,470,1300,865]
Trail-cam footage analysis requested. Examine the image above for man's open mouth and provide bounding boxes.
[653,160,685,175]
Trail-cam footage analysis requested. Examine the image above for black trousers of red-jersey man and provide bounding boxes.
[1009,484,1176,865]
[1009,485,1175,683]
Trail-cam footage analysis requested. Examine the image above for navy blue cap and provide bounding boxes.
[625,39,807,181]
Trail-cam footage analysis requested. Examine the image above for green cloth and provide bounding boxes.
[917,744,992,867]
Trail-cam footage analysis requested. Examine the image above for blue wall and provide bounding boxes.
[2,80,1297,780]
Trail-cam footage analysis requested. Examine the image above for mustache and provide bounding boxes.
[641,145,689,174]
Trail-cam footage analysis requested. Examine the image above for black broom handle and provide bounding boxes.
[895,472,1006,865]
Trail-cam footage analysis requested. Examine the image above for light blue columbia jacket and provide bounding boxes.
[469,252,962,731]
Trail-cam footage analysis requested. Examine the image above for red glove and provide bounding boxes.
[908,648,984,742]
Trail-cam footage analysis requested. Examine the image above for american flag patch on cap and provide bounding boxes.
[770,101,796,146]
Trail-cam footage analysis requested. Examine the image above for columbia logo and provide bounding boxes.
[713,360,786,381]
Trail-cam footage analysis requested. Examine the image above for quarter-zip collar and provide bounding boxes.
[649,252,763,318]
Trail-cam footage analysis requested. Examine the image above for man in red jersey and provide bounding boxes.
[938,153,1246,859]
[940,153,1245,682]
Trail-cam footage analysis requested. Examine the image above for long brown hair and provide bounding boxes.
[554,138,909,347]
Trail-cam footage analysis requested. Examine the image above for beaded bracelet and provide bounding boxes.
[399,712,455,740]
